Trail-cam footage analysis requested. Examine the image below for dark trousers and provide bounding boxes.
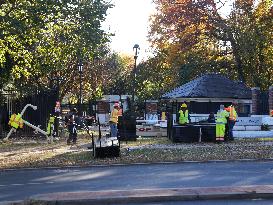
[54,117,59,137]
[228,120,235,140]
[67,125,77,144]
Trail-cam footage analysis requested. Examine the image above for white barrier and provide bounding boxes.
[136,120,167,137]
[235,117,262,126]
[136,115,273,138]
[233,131,273,138]
[262,117,273,129]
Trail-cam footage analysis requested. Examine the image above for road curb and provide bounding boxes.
[2,185,273,204]
[0,201,22,205]
[2,158,273,172]
[20,185,273,205]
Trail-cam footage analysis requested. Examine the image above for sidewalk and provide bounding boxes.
[2,185,273,205]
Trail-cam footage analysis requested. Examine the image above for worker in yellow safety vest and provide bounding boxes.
[225,103,238,141]
[47,115,55,136]
[178,103,189,125]
[161,112,166,120]
[8,113,24,129]
[216,105,229,142]
[109,102,122,137]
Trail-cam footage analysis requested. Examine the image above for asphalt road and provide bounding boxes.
[1,161,273,202]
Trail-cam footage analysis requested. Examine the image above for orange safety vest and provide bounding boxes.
[226,106,237,121]
[270,109,273,117]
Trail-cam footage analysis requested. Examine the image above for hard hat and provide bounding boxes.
[181,103,187,108]
[114,102,120,107]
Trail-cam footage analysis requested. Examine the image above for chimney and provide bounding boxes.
[251,87,260,115]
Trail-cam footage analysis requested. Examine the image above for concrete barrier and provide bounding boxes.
[233,125,261,131]
[233,130,273,138]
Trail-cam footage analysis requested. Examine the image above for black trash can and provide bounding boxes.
[117,112,137,141]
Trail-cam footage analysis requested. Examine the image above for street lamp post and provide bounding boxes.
[78,60,83,116]
[132,44,140,106]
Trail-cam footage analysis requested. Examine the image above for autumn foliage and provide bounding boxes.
[149,0,272,90]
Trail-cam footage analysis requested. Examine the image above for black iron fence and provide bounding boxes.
[0,89,57,138]
[2,90,269,139]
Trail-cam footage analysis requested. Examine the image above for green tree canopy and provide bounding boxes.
[0,0,112,93]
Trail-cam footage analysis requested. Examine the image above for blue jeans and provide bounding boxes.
[228,120,235,140]
[110,123,117,137]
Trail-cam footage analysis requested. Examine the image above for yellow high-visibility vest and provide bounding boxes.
[161,112,166,120]
[109,108,119,124]
[216,110,229,124]
[47,116,55,135]
[9,113,23,129]
[179,110,189,124]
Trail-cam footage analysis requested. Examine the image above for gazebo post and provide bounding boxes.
[175,100,178,123]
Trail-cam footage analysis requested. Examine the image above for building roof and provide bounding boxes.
[162,74,251,99]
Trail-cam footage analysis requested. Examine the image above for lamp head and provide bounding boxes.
[133,44,140,50]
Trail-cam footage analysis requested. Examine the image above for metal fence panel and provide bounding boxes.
[0,90,57,138]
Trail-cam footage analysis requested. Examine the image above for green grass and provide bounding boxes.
[257,138,273,141]
[2,136,273,169]
[121,137,172,147]
[0,140,43,151]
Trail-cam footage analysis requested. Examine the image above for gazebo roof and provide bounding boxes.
[162,74,251,99]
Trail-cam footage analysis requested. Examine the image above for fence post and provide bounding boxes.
[251,87,260,115]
